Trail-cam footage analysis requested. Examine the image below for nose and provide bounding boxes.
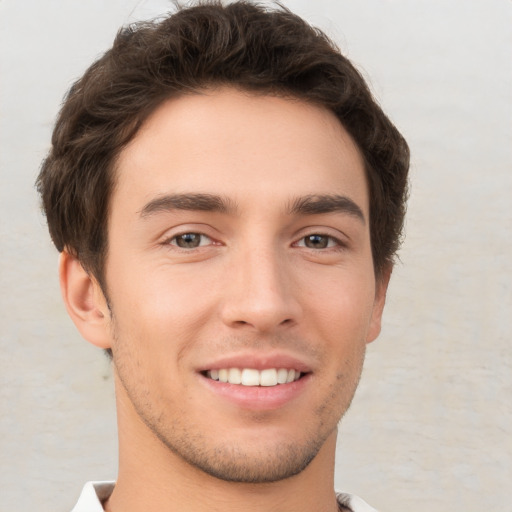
[219,244,302,333]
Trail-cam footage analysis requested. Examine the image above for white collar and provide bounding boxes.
[71,481,378,512]
[70,481,115,512]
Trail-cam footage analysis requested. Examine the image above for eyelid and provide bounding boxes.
[163,232,224,253]
[167,232,213,246]
[294,234,344,249]
[157,223,222,249]
[292,226,349,247]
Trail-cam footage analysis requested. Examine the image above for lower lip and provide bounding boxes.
[200,373,311,410]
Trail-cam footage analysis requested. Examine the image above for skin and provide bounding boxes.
[61,88,390,512]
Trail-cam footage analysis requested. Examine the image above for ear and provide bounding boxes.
[59,251,112,349]
[366,265,392,344]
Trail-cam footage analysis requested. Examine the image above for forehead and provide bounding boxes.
[113,87,368,216]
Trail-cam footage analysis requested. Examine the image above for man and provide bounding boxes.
[37,2,409,511]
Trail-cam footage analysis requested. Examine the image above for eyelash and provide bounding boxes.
[167,232,214,249]
[293,233,345,250]
[164,232,345,251]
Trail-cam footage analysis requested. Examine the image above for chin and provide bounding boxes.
[169,436,326,483]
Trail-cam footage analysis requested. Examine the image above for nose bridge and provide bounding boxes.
[221,236,299,331]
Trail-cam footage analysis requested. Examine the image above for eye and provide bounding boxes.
[296,234,340,249]
[169,232,212,249]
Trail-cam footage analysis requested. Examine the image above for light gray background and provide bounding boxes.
[1,1,511,511]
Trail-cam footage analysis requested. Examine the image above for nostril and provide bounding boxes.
[221,295,301,331]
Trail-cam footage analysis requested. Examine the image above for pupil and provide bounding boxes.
[305,235,327,248]
[177,233,200,248]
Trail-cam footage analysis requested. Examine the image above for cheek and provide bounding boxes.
[106,258,223,374]
[301,267,376,342]
[109,256,216,319]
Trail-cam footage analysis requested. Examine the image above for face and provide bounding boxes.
[100,88,387,483]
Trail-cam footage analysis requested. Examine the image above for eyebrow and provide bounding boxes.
[139,193,237,218]
[139,192,365,224]
[288,194,365,224]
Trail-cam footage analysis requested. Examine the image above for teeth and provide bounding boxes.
[228,368,242,384]
[241,368,260,386]
[276,368,289,384]
[260,369,277,387]
[286,369,296,383]
[206,368,302,386]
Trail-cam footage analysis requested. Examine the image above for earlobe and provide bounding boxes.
[59,251,112,349]
[366,266,392,344]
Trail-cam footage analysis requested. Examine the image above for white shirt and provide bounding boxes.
[71,481,379,512]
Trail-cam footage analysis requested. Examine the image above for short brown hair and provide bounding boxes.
[37,0,409,285]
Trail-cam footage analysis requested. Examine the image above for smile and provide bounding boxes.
[205,368,302,387]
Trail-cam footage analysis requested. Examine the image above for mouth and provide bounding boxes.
[203,368,304,387]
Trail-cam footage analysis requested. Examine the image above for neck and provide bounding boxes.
[106,377,340,512]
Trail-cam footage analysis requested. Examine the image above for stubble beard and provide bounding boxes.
[115,364,363,485]
[148,417,328,483]
[125,392,347,484]
[111,318,366,484]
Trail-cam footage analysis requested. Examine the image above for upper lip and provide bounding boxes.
[196,352,314,374]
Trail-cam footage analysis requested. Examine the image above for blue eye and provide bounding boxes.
[170,233,211,249]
